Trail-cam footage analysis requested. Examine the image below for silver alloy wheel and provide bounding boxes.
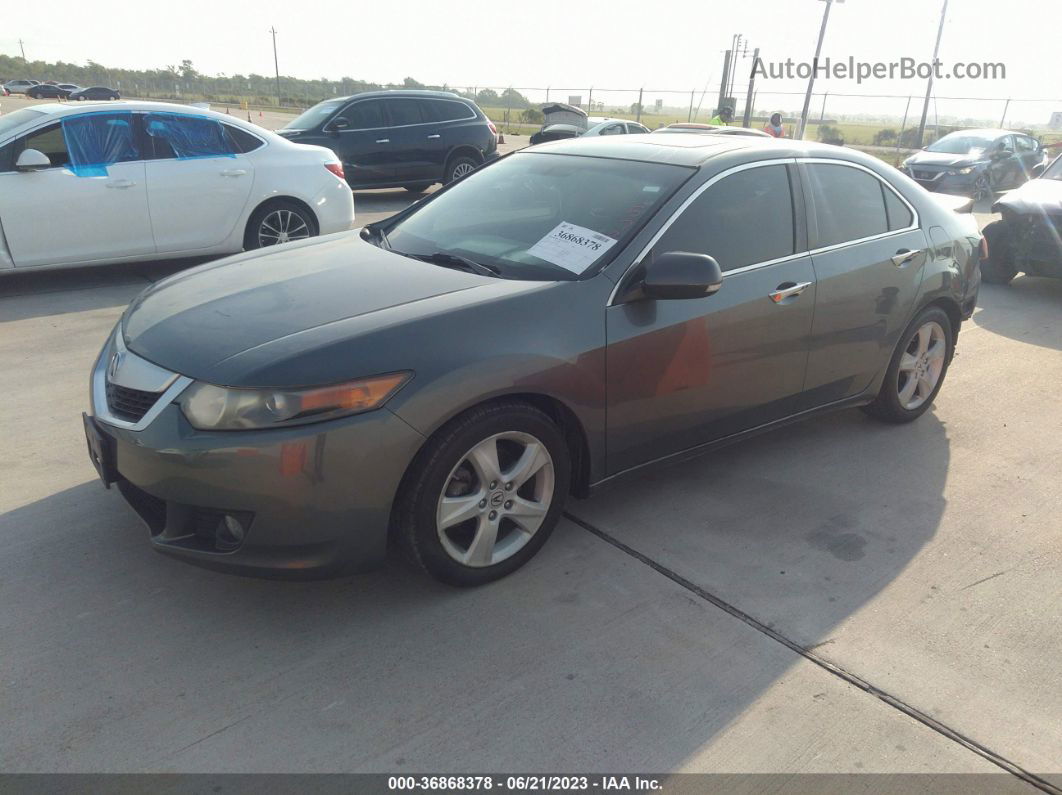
[436,431,555,567]
[897,320,947,410]
[258,209,310,247]
[451,161,475,179]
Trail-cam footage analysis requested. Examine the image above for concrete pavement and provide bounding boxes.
[1,191,1060,784]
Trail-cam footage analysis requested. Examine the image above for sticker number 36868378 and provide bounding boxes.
[526,222,618,274]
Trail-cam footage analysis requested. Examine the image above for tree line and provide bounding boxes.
[0,55,533,110]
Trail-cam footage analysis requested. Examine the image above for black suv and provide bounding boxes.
[276,90,499,191]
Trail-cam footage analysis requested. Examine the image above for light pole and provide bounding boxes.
[796,0,844,140]
[270,26,281,107]
[19,39,26,61]
[915,0,948,148]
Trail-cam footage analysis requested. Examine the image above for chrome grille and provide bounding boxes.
[105,382,162,423]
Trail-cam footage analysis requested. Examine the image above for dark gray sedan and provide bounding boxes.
[85,134,982,585]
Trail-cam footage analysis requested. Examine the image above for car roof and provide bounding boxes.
[17,100,244,122]
[328,89,471,103]
[939,128,1022,138]
[530,132,877,169]
[5,101,270,139]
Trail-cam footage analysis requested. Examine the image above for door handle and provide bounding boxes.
[375,138,390,144]
[105,179,135,189]
[427,134,441,139]
[891,248,922,267]
[769,281,812,303]
[220,168,247,177]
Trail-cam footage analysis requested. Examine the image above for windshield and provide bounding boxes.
[281,99,345,131]
[0,109,46,139]
[382,152,693,281]
[925,133,996,155]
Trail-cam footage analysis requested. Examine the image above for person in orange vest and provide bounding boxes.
[763,112,786,138]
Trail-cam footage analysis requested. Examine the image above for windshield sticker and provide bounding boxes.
[526,222,618,274]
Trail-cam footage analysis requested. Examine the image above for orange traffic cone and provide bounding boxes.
[498,133,505,144]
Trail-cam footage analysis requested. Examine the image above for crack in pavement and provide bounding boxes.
[564,510,1060,794]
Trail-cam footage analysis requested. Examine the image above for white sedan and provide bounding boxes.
[0,101,355,270]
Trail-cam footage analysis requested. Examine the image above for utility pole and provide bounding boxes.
[797,0,844,140]
[728,34,745,111]
[716,50,732,116]
[916,0,948,148]
[18,39,26,61]
[742,48,760,128]
[270,26,281,107]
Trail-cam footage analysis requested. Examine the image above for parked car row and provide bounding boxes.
[3,79,121,100]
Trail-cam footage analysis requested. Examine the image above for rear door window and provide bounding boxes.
[144,113,233,160]
[425,99,475,122]
[656,164,795,271]
[223,125,265,153]
[385,98,425,127]
[881,183,913,231]
[804,163,889,248]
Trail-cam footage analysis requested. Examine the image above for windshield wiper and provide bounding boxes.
[410,251,502,277]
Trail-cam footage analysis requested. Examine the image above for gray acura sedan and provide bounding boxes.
[85,134,982,585]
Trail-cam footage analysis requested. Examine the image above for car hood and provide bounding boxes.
[123,233,544,387]
[993,178,1062,215]
[906,151,982,168]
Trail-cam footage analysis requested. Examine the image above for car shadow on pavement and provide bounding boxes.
[0,404,952,772]
[570,407,951,654]
[972,277,1062,351]
[0,259,209,321]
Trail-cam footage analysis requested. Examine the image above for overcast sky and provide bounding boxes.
[4,0,1060,122]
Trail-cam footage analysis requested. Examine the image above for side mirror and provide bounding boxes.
[633,251,724,301]
[329,117,350,132]
[15,149,51,171]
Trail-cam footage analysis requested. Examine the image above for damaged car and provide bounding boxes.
[980,153,1062,284]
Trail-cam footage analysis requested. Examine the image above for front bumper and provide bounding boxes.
[906,168,980,195]
[88,336,424,578]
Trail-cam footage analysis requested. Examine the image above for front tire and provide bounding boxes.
[980,219,1019,285]
[394,401,571,586]
[244,200,317,250]
[863,306,954,424]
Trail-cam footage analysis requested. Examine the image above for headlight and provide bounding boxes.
[947,166,975,175]
[180,372,411,430]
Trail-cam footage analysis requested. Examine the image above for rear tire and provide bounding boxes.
[862,306,954,424]
[244,200,318,250]
[980,219,1019,285]
[393,401,571,586]
[444,155,478,184]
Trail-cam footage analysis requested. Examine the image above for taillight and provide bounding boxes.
[487,120,498,137]
[980,235,989,261]
[325,162,345,180]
